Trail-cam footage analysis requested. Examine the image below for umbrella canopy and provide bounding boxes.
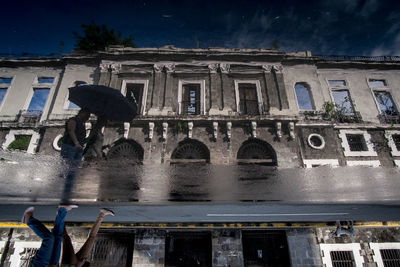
[68,85,137,122]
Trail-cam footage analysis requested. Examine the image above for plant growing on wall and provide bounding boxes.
[321,98,359,123]
[8,135,31,151]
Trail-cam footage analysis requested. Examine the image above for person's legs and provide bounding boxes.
[23,207,54,267]
[60,144,81,204]
[48,207,68,265]
[75,209,114,262]
[61,226,79,265]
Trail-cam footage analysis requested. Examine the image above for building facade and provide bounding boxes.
[1,47,400,168]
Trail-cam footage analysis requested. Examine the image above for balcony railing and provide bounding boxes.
[316,55,400,62]
[17,110,42,125]
[378,114,400,124]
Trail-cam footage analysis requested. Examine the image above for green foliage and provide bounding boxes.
[73,21,135,52]
[8,135,31,151]
[321,99,359,123]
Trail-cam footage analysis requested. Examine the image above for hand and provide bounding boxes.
[75,143,84,150]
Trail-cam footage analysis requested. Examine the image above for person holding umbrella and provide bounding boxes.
[83,115,107,160]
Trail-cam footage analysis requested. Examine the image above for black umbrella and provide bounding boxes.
[68,85,137,122]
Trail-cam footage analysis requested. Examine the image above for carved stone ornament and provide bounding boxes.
[111,63,122,74]
[226,122,232,140]
[162,122,168,140]
[276,122,282,140]
[153,64,163,73]
[124,122,130,139]
[99,63,110,73]
[272,65,283,73]
[164,63,175,73]
[262,64,273,72]
[251,121,257,138]
[188,122,194,139]
[289,122,295,140]
[208,63,218,73]
[148,122,155,140]
[219,63,230,73]
[213,122,218,139]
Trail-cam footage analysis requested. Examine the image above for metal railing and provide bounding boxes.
[378,114,400,124]
[316,55,400,62]
[17,110,42,125]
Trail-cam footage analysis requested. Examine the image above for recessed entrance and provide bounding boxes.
[165,232,212,267]
[242,231,290,267]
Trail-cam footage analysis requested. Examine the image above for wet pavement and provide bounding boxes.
[1,151,400,205]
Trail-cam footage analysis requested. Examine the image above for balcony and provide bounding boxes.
[378,114,400,124]
[17,110,42,126]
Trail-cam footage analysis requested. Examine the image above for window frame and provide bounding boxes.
[24,87,51,115]
[0,76,14,111]
[22,75,57,121]
[234,80,263,115]
[327,79,357,115]
[121,80,149,115]
[338,129,377,157]
[320,243,364,267]
[370,242,400,267]
[178,80,206,115]
[368,79,399,118]
[385,130,400,157]
[294,82,315,111]
[2,129,41,154]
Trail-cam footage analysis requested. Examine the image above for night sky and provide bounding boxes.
[1,0,399,57]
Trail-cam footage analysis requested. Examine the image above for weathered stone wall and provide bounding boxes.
[212,230,244,267]
[287,228,323,267]
[133,229,165,267]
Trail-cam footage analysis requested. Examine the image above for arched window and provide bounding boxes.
[107,139,144,162]
[171,139,210,163]
[294,83,314,110]
[237,138,277,166]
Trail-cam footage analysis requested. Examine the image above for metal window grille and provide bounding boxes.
[393,135,400,151]
[330,251,355,267]
[380,249,400,267]
[19,247,39,267]
[239,84,259,115]
[89,233,133,267]
[346,134,368,151]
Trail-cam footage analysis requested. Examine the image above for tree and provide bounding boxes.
[73,21,135,53]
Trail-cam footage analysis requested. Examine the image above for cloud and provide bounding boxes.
[359,0,380,17]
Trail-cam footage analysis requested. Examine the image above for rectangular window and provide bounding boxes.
[374,91,398,116]
[239,83,259,115]
[330,251,356,267]
[37,77,54,84]
[328,80,346,86]
[125,83,144,114]
[380,249,400,267]
[346,134,368,151]
[369,79,387,87]
[27,88,50,114]
[393,135,400,151]
[0,77,12,84]
[182,84,200,115]
[0,88,7,105]
[332,90,355,115]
